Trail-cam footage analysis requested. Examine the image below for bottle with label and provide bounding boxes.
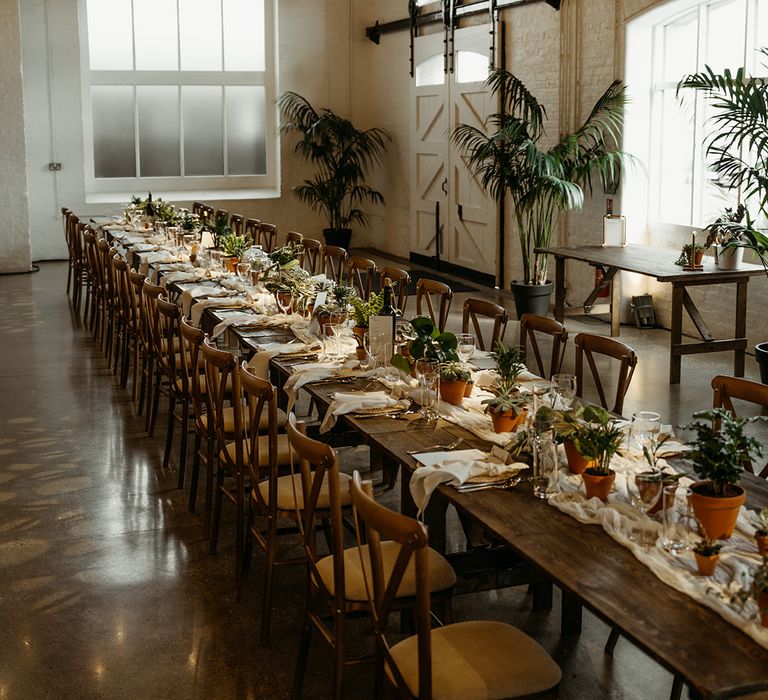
[368,278,397,366]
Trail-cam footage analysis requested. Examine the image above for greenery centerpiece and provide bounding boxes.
[438,361,471,406]
[705,204,747,269]
[684,408,765,539]
[390,317,459,375]
[693,535,723,576]
[278,91,391,249]
[481,342,528,433]
[453,69,632,317]
[219,230,254,261]
[200,210,232,250]
[572,405,624,502]
[314,282,356,331]
[350,291,384,343]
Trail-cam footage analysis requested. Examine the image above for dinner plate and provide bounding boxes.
[351,400,411,418]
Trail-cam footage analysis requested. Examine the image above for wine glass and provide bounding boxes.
[629,411,662,457]
[628,471,663,545]
[415,359,440,423]
[276,289,294,315]
[456,333,476,368]
[551,373,577,410]
[236,261,251,284]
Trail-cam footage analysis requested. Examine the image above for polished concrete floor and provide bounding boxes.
[0,261,763,699]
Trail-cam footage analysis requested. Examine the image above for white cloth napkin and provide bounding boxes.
[180,286,235,317]
[246,341,322,380]
[410,449,528,515]
[210,312,289,339]
[283,362,373,412]
[139,251,178,275]
[190,297,248,326]
[319,391,402,433]
[161,270,206,287]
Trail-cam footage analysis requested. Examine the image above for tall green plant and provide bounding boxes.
[678,49,768,266]
[278,92,391,231]
[453,69,632,285]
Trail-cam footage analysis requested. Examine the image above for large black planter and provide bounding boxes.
[323,228,352,249]
[510,280,554,319]
[756,342,768,384]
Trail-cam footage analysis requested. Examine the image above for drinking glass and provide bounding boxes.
[323,324,339,362]
[416,359,440,423]
[276,290,294,315]
[236,262,251,286]
[329,323,348,361]
[658,483,691,554]
[530,380,553,420]
[628,471,663,545]
[209,249,222,271]
[629,411,662,456]
[456,333,476,367]
[551,373,577,410]
[530,422,558,499]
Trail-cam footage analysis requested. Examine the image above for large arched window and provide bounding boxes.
[624,0,767,238]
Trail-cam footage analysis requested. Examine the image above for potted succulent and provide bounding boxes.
[454,69,632,317]
[314,282,355,332]
[693,536,722,577]
[439,362,471,406]
[278,91,390,249]
[674,241,709,267]
[350,291,384,345]
[573,405,624,502]
[684,409,764,539]
[705,204,747,270]
[678,52,768,380]
[754,507,768,555]
[482,385,529,433]
[390,317,459,376]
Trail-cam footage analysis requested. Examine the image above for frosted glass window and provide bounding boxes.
[662,11,698,82]
[86,0,133,70]
[226,86,266,175]
[224,0,265,71]
[705,0,746,73]
[415,55,444,87]
[658,89,694,224]
[455,51,489,84]
[183,86,224,175]
[134,0,179,71]
[179,0,223,71]
[138,87,180,177]
[92,86,136,178]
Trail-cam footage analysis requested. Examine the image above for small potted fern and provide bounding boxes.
[439,362,471,406]
[573,405,624,502]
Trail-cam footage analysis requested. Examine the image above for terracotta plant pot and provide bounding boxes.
[490,410,527,434]
[223,255,239,273]
[353,325,367,345]
[463,382,474,398]
[689,482,746,540]
[440,380,467,406]
[695,552,719,576]
[757,588,768,628]
[694,249,705,265]
[582,468,616,503]
[564,440,593,475]
[756,532,768,556]
[355,346,368,362]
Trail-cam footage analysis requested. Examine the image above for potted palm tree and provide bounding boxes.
[678,50,768,380]
[453,69,632,317]
[278,92,390,249]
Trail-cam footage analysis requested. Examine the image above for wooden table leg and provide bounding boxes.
[561,589,583,635]
[670,283,684,384]
[610,268,621,337]
[554,256,565,322]
[735,278,748,377]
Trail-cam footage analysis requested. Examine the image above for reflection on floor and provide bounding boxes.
[0,261,761,699]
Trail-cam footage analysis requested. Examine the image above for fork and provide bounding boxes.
[406,438,463,455]
[456,475,522,493]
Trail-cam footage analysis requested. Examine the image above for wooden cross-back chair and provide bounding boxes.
[192,201,208,217]
[229,213,244,235]
[213,208,229,225]
[519,313,569,379]
[127,271,148,414]
[287,417,455,700]
[574,333,638,415]
[244,218,260,246]
[347,256,377,299]
[196,203,214,222]
[348,472,561,700]
[462,298,508,351]
[300,238,323,274]
[712,375,768,478]
[111,255,132,388]
[141,280,166,436]
[285,230,303,248]
[415,278,452,333]
[82,230,101,336]
[258,223,278,252]
[379,266,410,314]
[322,245,347,282]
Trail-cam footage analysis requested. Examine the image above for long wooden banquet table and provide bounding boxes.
[132,242,768,700]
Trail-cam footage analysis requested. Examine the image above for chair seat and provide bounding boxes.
[174,372,230,395]
[201,406,287,434]
[388,620,561,700]
[254,472,352,512]
[220,433,295,467]
[316,540,456,603]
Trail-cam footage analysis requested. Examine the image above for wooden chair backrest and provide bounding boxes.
[519,313,569,379]
[179,316,208,432]
[83,230,99,285]
[239,364,280,494]
[285,230,303,248]
[347,255,377,299]
[379,266,410,314]
[197,204,214,222]
[349,471,432,698]
[192,201,208,217]
[202,339,243,474]
[156,296,181,383]
[141,280,164,357]
[214,208,229,226]
[111,255,130,320]
[229,213,244,235]
[300,238,322,274]
[462,298,508,351]
[285,414,346,608]
[244,218,261,244]
[711,374,768,477]
[322,245,348,282]
[574,333,637,415]
[415,278,452,333]
[258,223,278,252]
[128,271,147,344]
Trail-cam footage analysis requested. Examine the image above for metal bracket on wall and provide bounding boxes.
[408,0,418,77]
[488,0,498,69]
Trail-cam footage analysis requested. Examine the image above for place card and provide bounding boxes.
[314,291,327,308]
[490,445,512,464]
